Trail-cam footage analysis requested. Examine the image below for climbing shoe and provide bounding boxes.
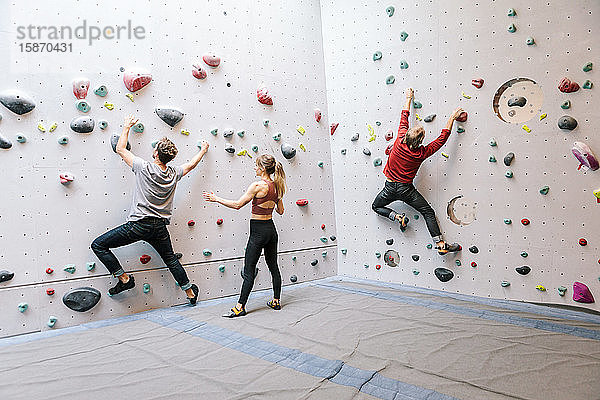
[223,305,246,318]
[188,284,199,305]
[398,213,409,232]
[108,275,135,296]
[436,243,462,255]
[267,300,281,310]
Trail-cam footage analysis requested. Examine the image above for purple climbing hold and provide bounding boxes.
[573,282,594,303]
[0,90,36,115]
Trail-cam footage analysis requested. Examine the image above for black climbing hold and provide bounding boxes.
[0,134,13,149]
[412,255,420,262]
[281,143,297,160]
[225,143,235,154]
[155,107,184,127]
[310,259,318,266]
[468,246,479,254]
[0,90,36,115]
[110,134,131,153]
[329,235,336,241]
[558,115,577,131]
[423,114,436,123]
[386,238,394,246]
[70,116,95,133]
[175,252,183,259]
[351,133,359,141]
[515,266,531,275]
[434,268,454,283]
[0,270,14,283]
[363,148,371,156]
[290,275,298,283]
[62,287,101,312]
[508,96,527,107]
[503,152,515,166]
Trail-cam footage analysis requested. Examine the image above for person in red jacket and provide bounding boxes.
[372,88,463,255]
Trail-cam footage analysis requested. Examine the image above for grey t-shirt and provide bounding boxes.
[127,156,184,224]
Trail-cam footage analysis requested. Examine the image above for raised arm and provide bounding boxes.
[203,182,261,210]
[399,88,413,132]
[116,115,138,167]
[422,107,463,158]
[181,141,209,176]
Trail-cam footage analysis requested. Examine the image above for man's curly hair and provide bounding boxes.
[156,137,178,164]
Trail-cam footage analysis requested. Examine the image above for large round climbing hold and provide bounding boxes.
[383,249,399,267]
[468,246,479,254]
[281,143,297,160]
[558,116,577,131]
[507,97,527,107]
[257,85,273,105]
[571,141,599,171]
[70,116,95,133]
[62,287,101,312]
[0,270,14,283]
[573,282,594,303]
[122,68,152,92]
[558,77,580,93]
[516,266,531,275]
[0,90,36,115]
[155,108,184,127]
[110,134,131,153]
[0,134,13,149]
[434,268,454,283]
[202,53,221,68]
[290,275,298,283]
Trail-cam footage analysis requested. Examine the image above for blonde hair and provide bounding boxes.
[156,137,178,164]
[257,154,286,198]
[403,126,425,150]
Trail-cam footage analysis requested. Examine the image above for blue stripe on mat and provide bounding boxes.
[315,282,600,340]
[145,312,459,400]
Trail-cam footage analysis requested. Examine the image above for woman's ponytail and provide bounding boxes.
[274,161,286,199]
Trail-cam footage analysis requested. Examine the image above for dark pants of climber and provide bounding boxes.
[91,217,191,289]
[372,181,442,241]
[239,219,282,305]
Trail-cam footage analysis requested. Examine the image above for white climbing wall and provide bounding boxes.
[321,1,600,310]
[0,0,336,337]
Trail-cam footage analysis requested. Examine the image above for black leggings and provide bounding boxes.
[372,181,442,241]
[238,219,281,305]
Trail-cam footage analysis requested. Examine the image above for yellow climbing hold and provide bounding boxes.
[461,91,471,99]
[441,152,449,158]
[535,285,546,292]
[367,124,376,142]
[539,113,547,121]
[180,129,190,136]
[104,102,114,110]
[297,125,305,135]
[37,123,46,132]
[522,125,531,133]
[299,143,306,152]
[415,114,422,121]
[125,93,134,102]
[368,135,376,142]
[593,188,600,200]
[49,122,58,132]
[237,149,252,158]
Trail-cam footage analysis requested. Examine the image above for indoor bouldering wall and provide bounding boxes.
[0,0,336,337]
[321,1,600,310]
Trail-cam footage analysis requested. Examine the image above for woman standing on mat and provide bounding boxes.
[203,154,286,317]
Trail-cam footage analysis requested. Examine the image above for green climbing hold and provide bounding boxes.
[507,8,516,16]
[373,157,382,167]
[263,119,269,127]
[386,6,394,17]
[504,218,512,225]
[399,60,409,69]
[86,262,95,271]
[386,75,395,85]
[76,100,90,113]
[341,248,348,255]
[320,236,328,243]
[218,265,225,273]
[94,85,108,97]
[375,121,381,126]
[317,161,324,168]
[413,215,419,220]
[561,100,571,109]
[272,133,281,141]
[99,120,108,130]
[582,80,593,89]
[583,62,593,72]
[375,252,381,259]
[322,251,327,258]
[501,280,511,287]
[400,31,408,41]
[58,136,69,145]
[507,24,516,33]
[455,260,462,266]
[211,128,218,136]
[373,51,382,61]
[47,316,57,328]
[412,269,420,275]
[18,303,28,312]
[526,37,535,45]
[539,186,549,195]
[203,249,212,256]
[143,283,151,293]
[489,155,496,162]
[413,100,422,109]
[16,134,26,143]
[237,130,245,137]
[520,251,528,258]
[251,145,259,153]
[426,243,433,249]
[489,139,497,147]
[151,140,158,148]
[292,256,297,261]
[64,264,76,274]
[132,123,144,133]
[364,264,369,269]
[557,286,567,296]
[505,170,513,178]
[456,126,465,133]
[341,149,347,155]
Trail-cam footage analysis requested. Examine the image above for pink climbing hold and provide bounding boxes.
[558,77,580,93]
[123,68,152,92]
[385,129,394,141]
[315,109,322,123]
[456,111,468,122]
[330,122,339,135]
[192,65,207,79]
[471,78,484,89]
[572,142,599,171]
[59,173,74,185]
[72,78,90,99]
[257,85,273,105]
[202,54,221,68]
[573,282,595,303]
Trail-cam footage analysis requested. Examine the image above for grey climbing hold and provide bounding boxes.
[489,155,496,163]
[399,60,409,69]
[0,270,14,283]
[373,51,382,61]
[507,8,516,16]
[386,238,394,245]
[386,75,395,85]
[94,85,108,97]
[311,259,318,266]
[508,97,526,107]
[507,23,516,33]
[0,90,36,115]
[412,255,419,261]
[582,80,593,89]
[503,152,515,166]
[143,283,151,293]
[18,303,28,312]
[434,268,454,283]
[400,31,408,41]
[386,6,394,17]
[98,120,108,130]
[557,286,567,296]
[225,143,235,154]
[351,133,359,141]
[539,186,549,195]
[223,129,234,138]
[70,116,95,133]
[16,134,26,143]
[469,246,479,254]
[0,134,13,149]
[516,266,531,275]
[413,100,422,108]
[47,316,57,328]
[76,100,91,113]
[505,170,513,178]
[501,281,511,287]
[155,107,184,127]
[423,114,436,123]
[558,115,577,130]
[526,37,535,45]
[281,143,296,160]
[110,134,131,153]
[62,287,101,312]
[290,275,298,283]
[561,100,571,109]
[363,148,371,156]
[373,157,382,166]
[384,249,399,267]
[583,62,593,72]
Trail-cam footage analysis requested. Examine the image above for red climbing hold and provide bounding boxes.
[385,130,394,141]
[321,224,326,230]
[296,199,309,206]
[46,288,55,296]
[471,78,484,89]
[257,85,273,105]
[385,143,393,156]
[72,78,90,99]
[375,264,382,270]
[192,65,207,79]
[46,268,54,274]
[315,109,322,123]
[140,254,151,264]
[330,122,339,135]
[579,238,587,246]
[456,112,468,122]
[558,77,580,93]
[202,54,221,68]
[521,218,530,226]
[216,218,223,225]
[187,220,195,227]
[59,173,74,185]
[123,68,152,92]
[471,262,477,267]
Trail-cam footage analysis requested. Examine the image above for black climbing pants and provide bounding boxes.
[239,219,281,306]
[91,217,191,290]
[372,181,442,242]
